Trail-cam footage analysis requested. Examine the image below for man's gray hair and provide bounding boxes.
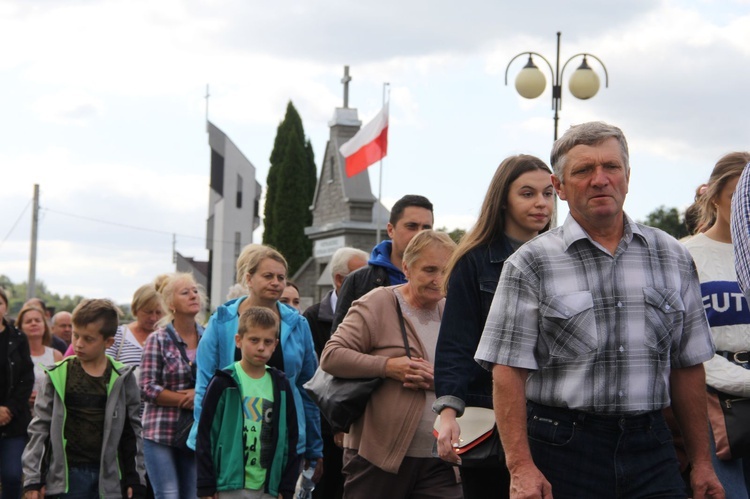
[551,121,630,180]
[330,247,369,280]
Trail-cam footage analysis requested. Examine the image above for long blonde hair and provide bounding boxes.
[156,272,207,327]
[443,155,552,293]
[692,152,750,233]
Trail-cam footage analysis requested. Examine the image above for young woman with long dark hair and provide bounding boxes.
[433,155,554,498]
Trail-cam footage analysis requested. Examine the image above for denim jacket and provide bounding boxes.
[434,236,514,415]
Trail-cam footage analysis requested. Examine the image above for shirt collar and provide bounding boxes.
[330,289,338,314]
[561,212,646,253]
[488,236,514,263]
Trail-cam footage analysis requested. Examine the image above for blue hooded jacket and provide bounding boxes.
[188,297,322,459]
[369,240,407,285]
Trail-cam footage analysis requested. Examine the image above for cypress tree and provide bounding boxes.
[263,101,316,275]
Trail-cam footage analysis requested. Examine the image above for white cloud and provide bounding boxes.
[32,89,104,126]
[2,0,749,304]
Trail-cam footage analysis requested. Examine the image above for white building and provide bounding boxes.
[205,121,261,310]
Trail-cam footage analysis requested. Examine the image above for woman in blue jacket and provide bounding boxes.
[433,155,554,498]
[189,244,323,480]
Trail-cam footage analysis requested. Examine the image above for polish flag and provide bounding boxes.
[339,104,389,178]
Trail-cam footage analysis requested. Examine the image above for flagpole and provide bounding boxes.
[376,82,390,244]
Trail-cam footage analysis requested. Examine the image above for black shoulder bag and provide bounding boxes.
[304,296,411,433]
[164,324,197,451]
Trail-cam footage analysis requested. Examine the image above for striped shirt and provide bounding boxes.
[731,162,750,302]
[107,325,147,417]
[475,214,715,414]
[106,325,145,367]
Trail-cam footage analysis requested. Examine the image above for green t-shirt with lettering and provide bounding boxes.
[234,362,274,490]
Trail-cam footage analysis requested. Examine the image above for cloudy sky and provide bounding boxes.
[1,0,748,305]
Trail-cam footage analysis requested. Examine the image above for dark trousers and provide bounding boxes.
[313,433,344,499]
[527,401,687,499]
[459,464,510,499]
[47,464,100,499]
[342,450,462,499]
[0,436,26,499]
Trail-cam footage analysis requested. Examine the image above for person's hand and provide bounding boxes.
[509,462,553,499]
[177,389,195,410]
[690,462,725,499]
[333,432,345,448]
[24,490,41,499]
[386,357,434,390]
[311,457,324,483]
[385,356,413,383]
[436,408,462,464]
[29,391,37,410]
[403,358,434,390]
[0,405,12,426]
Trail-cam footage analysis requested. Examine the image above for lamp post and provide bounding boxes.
[505,31,609,141]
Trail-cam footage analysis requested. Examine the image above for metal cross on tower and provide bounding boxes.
[341,65,352,108]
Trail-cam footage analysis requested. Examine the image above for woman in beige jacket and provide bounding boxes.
[321,230,462,499]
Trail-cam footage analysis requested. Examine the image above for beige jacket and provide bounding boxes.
[320,285,444,473]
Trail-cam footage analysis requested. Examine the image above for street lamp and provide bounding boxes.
[505,32,609,141]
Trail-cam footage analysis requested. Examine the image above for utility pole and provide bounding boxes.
[27,184,39,299]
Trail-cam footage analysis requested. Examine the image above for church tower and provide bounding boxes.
[294,67,389,303]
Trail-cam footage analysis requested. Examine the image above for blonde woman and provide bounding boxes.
[684,152,750,497]
[107,282,164,376]
[140,272,205,499]
[189,244,323,483]
[321,230,461,498]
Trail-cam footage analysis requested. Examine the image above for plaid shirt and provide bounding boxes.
[731,162,750,302]
[140,324,203,444]
[475,214,715,414]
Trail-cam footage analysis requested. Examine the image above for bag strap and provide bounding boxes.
[115,326,125,361]
[165,323,197,382]
[395,296,412,358]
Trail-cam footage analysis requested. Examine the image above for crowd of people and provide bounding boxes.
[1,120,750,499]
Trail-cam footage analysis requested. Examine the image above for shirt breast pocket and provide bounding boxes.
[479,278,499,319]
[541,291,597,358]
[163,350,183,372]
[643,287,684,354]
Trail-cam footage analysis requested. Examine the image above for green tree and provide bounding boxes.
[0,274,87,316]
[437,227,466,244]
[641,206,689,240]
[262,102,317,274]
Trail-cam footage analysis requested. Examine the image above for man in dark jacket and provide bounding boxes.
[303,246,367,499]
[305,247,368,357]
[331,194,434,331]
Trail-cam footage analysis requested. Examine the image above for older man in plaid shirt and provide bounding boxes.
[476,122,724,499]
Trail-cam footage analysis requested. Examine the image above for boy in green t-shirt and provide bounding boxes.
[197,307,301,499]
